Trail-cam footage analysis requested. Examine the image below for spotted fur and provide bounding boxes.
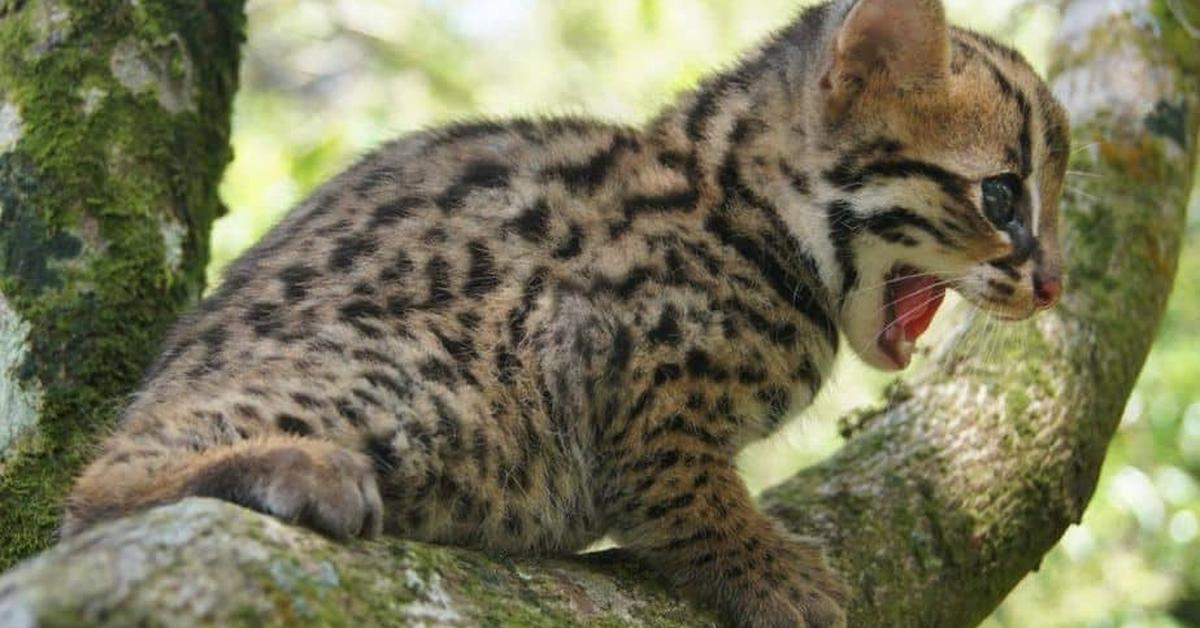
[67,1,1068,626]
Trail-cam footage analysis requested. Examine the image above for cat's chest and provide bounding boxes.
[703,300,836,442]
[571,280,838,445]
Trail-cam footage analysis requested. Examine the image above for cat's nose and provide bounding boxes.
[1033,272,1063,309]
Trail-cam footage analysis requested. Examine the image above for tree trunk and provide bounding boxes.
[0,0,1196,625]
[0,0,244,568]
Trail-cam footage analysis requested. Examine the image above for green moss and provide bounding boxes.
[228,605,269,627]
[0,0,245,569]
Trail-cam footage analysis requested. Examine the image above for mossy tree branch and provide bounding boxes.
[0,0,244,568]
[0,0,1196,625]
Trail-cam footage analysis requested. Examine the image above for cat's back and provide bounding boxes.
[142,117,643,389]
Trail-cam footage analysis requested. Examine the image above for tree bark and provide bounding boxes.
[0,0,1196,625]
[0,0,244,568]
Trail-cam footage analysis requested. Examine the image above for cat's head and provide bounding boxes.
[812,0,1069,371]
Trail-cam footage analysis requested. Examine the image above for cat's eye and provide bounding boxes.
[981,175,1022,228]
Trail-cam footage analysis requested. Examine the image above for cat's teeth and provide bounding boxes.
[897,338,915,360]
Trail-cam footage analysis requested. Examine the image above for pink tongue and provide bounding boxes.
[893,275,945,341]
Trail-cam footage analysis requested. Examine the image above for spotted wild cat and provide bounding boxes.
[66,0,1068,625]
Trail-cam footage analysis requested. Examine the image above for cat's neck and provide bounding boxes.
[643,47,845,318]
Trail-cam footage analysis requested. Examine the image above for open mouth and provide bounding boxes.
[878,265,947,369]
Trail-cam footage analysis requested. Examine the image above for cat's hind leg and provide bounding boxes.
[64,406,383,539]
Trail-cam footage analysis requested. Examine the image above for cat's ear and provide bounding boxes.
[822,0,950,108]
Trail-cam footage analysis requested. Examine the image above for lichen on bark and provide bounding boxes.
[0,99,22,152]
[0,0,245,568]
[0,294,40,460]
[0,499,717,627]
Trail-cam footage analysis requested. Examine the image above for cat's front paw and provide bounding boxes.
[726,537,848,628]
[737,583,846,628]
[190,440,384,539]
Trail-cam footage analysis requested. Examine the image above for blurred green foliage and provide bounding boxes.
[214,1,1199,625]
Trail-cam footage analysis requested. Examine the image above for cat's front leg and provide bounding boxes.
[606,442,847,628]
